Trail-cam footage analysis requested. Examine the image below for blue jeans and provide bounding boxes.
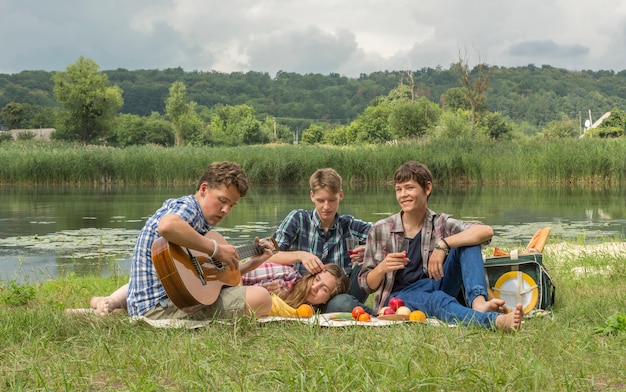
[318,263,372,314]
[392,245,498,328]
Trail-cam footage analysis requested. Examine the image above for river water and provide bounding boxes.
[1,184,624,282]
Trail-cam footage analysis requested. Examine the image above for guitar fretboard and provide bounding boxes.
[236,243,262,259]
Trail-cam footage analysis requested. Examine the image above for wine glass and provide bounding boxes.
[386,236,409,254]
[398,238,410,253]
[345,238,359,256]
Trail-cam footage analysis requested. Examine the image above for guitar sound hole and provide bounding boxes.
[212,259,225,272]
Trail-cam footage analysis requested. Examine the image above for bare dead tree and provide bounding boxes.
[452,48,493,137]
[406,70,416,102]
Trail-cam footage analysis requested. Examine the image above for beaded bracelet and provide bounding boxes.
[434,242,449,255]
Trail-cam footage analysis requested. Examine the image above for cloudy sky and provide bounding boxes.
[1,0,625,77]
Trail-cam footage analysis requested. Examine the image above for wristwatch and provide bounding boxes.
[434,242,449,255]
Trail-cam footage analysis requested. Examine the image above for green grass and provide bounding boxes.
[1,138,626,185]
[1,240,625,391]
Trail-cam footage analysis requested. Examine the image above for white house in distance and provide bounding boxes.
[5,128,55,140]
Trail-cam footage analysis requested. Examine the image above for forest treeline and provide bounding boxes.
[2,57,626,147]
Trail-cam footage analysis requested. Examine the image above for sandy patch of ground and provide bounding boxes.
[542,242,625,278]
[543,242,626,264]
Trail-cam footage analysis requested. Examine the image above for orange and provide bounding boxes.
[358,313,371,322]
[296,304,314,318]
[351,306,366,320]
[409,310,427,322]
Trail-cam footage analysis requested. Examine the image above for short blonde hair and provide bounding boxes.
[309,168,342,194]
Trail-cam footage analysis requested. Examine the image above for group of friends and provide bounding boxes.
[88,161,523,332]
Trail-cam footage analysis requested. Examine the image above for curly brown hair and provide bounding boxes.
[197,161,248,196]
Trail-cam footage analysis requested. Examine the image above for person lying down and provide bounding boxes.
[83,263,349,317]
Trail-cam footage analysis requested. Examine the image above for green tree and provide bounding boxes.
[209,104,265,146]
[479,112,514,140]
[27,106,55,129]
[260,116,293,144]
[389,97,442,139]
[164,81,203,145]
[595,108,626,138]
[52,57,123,143]
[1,102,31,129]
[354,100,393,143]
[434,109,472,140]
[442,87,471,111]
[541,116,578,140]
[301,124,325,144]
[113,112,174,147]
[321,124,350,145]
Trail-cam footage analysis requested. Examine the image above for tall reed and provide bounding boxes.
[1,139,625,185]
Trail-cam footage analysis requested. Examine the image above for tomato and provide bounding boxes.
[358,313,371,322]
[388,297,405,311]
[351,306,366,320]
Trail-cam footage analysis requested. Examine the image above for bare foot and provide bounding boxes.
[472,296,507,313]
[495,303,523,332]
[89,296,112,316]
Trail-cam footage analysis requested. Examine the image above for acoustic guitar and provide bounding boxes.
[151,231,278,312]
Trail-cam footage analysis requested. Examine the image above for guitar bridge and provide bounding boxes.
[186,248,207,285]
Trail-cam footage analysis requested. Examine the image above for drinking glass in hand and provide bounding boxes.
[385,237,410,254]
[346,238,359,256]
[398,238,410,254]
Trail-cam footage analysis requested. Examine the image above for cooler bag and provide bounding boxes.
[483,252,555,314]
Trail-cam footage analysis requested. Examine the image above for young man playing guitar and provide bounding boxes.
[125,161,274,321]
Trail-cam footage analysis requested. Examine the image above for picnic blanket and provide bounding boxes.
[64,308,448,329]
[131,313,451,329]
[128,311,550,329]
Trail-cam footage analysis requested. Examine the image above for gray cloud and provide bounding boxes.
[247,27,358,75]
[507,40,590,58]
[1,0,625,76]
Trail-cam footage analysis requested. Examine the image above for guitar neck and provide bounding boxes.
[236,243,262,259]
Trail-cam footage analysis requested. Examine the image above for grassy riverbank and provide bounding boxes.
[1,138,625,185]
[1,241,625,391]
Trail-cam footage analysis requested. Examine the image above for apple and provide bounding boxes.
[383,307,396,316]
[388,297,405,311]
[379,306,391,316]
[396,306,411,316]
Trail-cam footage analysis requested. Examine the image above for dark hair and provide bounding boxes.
[197,161,248,196]
[394,161,433,196]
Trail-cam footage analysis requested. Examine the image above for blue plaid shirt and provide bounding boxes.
[127,195,211,316]
[274,209,372,276]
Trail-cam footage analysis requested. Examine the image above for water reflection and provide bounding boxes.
[1,184,624,282]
